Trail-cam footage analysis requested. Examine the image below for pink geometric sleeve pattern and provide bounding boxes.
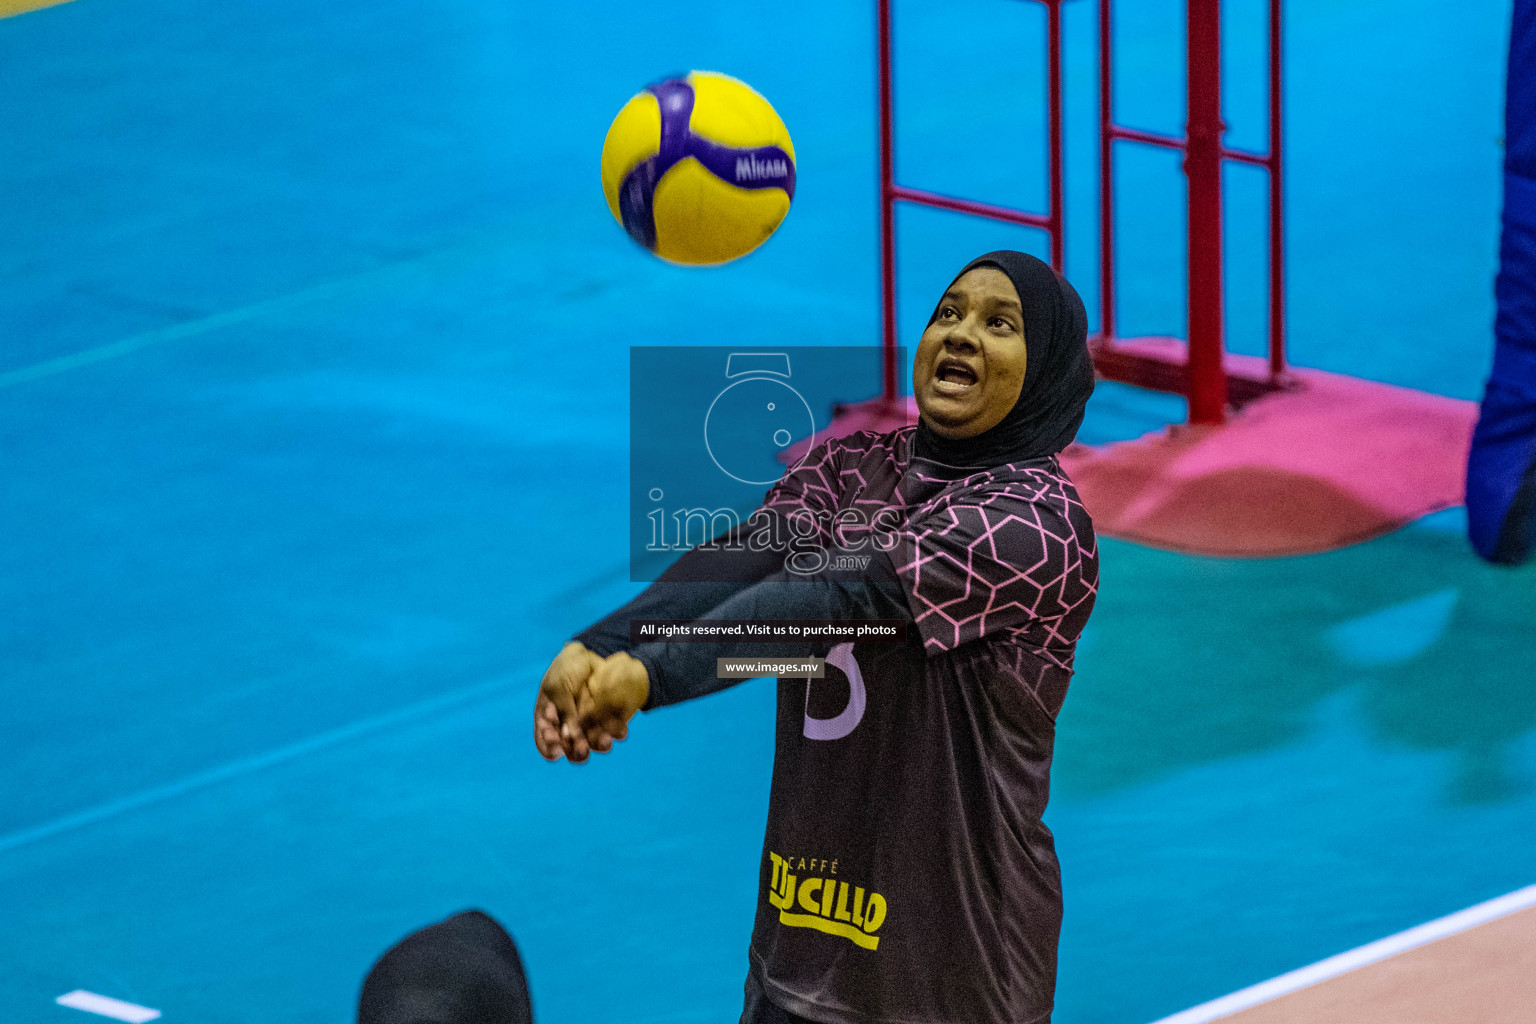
[891,461,1099,668]
[758,431,907,548]
[751,431,1096,670]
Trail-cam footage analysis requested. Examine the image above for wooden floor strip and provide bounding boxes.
[1151,884,1536,1024]
[1222,905,1536,1024]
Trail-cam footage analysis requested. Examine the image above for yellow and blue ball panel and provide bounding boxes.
[599,71,795,266]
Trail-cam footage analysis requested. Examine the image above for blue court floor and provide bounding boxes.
[2,1,1531,1022]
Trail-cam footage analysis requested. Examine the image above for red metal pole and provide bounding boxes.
[890,186,1053,229]
[1185,0,1226,425]
[1098,0,1115,343]
[877,0,899,407]
[1268,0,1286,380]
[1047,0,1064,273]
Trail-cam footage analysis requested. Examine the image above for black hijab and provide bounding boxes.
[911,250,1095,469]
[358,910,533,1024]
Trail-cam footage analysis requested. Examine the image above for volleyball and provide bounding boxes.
[600,71,796,266]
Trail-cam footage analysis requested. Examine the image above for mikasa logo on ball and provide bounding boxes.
[735,154,789,183]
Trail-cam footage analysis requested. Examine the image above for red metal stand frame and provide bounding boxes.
[874,0,1288,427]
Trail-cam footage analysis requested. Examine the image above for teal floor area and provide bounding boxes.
[2,0,1533,1022]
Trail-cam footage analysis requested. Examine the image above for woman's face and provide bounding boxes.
[913,266,1028,439]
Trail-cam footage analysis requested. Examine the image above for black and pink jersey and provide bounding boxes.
[575,425,1098,1024]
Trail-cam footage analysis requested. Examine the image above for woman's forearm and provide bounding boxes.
[632,546,914,709]
[571,509,802,656]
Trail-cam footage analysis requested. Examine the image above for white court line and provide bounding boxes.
[0,229,517,391]
[56,991,161,1023]
[0,666,535,855]
[1147,882,1536,1024]
[0,266,397,390]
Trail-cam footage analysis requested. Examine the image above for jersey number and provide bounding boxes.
[802,643,866,741]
